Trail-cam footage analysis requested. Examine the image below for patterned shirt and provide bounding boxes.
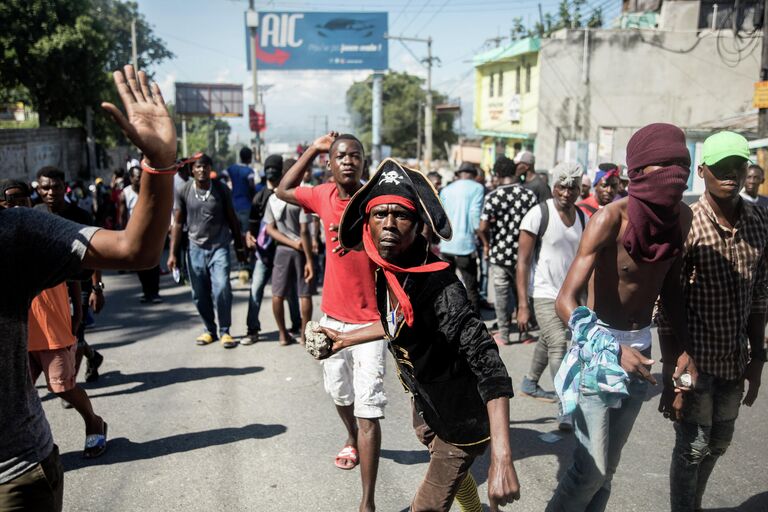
[658,196,768,379]
[480,184,538,267]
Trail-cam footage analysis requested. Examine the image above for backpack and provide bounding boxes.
[534,201,585,262]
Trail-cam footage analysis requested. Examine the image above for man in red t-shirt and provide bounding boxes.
[277,132,385,512]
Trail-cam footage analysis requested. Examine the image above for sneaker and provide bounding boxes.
[196,332,216,346]
[85,350,104,383]
[520,376,557,403]
[220,333,238,349]
[150,296,163,304]
[240,332,259,345]
[558,413,574,432]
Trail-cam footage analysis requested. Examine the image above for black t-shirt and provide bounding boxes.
[376,239,514,445]
[522,175,552,204]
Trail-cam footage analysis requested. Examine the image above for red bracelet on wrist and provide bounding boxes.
[141,159,179,175]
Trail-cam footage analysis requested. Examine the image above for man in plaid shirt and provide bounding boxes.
[658,131,768,512]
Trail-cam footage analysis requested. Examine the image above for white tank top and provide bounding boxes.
[123,186,139,219]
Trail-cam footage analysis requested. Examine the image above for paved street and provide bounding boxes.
[42,270,768,511]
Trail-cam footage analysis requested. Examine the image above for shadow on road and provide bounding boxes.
[60,423,287,470]
[471,426,576,487]
[381,449,430,465]
[704,492,768,511]
[81,366,264,398]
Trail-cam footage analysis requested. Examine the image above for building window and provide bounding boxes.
[498,72,503,95]
[489,73,494,97]
[525,63,531,93]
[515,65,521,94]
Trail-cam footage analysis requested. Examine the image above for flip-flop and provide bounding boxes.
[334,445,359,470]
[83,422,108,459]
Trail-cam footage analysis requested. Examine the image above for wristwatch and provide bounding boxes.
[92,281,105,292]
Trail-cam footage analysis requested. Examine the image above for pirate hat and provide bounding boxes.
[339,158,452,249]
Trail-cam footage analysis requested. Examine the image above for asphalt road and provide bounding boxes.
[41,270,768,511]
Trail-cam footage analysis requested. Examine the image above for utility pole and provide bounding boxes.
[758,2,768,178]
[372,73,383,167]
[425,37,433,170]
[416,100,423,163]
[385,34,438,170]
[131,18,138,71]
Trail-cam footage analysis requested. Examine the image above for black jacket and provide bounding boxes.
[376,242,514,445]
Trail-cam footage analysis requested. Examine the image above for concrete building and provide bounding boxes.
[534,0,761,196]
[473,37,540,171]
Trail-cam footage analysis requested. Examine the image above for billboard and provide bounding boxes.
[246,12,388,71]
[175,83,243,117]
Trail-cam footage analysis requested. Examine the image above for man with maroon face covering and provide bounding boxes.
[547,123,698,512]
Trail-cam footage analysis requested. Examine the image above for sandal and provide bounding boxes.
[334,445,359,470]
[83,422,108,459]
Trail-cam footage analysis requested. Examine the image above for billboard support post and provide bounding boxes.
[247,1,261,162]
[372,72,383,167]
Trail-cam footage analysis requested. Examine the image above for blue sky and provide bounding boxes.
[136,0,619,147]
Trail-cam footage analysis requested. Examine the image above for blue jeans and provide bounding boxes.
[669,374,743,512]
[547,376,649,512]
[187,244,232,336]
[246,257,300,334]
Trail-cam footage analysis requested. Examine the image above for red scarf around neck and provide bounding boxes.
[362,195,449,327]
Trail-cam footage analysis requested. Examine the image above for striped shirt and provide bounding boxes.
[658,195,768,379]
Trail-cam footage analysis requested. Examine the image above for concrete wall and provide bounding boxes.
[0,128,86,182]
[535,28,760,168]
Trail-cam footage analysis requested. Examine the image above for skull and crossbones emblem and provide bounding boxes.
[379,170,403,186]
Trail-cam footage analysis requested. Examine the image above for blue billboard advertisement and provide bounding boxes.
[246,12,388,71]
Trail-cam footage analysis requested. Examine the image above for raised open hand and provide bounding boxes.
[312,131,339,153]
[101,65,177,169]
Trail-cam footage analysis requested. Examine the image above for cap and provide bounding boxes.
[0,179,31,201]
[264,154,283,172]
[457,161,478,176]
[701,131,750,166]
[340,158,452,249]
[514,151,535,166]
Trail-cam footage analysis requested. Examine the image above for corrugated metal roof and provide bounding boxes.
[473,37,540,66]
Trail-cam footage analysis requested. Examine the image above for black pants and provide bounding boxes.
[138,265,160,298]
[440,253,480,314]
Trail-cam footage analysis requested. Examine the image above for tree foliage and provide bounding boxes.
[526,0,603,39]
[346,72,457,160]
[0,0,173,140]
[173,111,232,169]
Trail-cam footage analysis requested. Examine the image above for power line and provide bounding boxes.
[398,0,432,34]
[414,0,452,35]
[390,0,414,28]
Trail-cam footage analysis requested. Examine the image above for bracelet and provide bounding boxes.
[141,159,179,175]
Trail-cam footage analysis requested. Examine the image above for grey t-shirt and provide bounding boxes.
[264,194,307,242]
[522,176,552,204]
[0,208,98,483]
[176,181,233,249]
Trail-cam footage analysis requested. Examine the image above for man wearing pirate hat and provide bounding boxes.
[325,159,521,512]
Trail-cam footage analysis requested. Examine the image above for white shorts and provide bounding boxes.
[319,314,388,419]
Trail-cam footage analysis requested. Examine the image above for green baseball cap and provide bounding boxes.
[701,131,750,166]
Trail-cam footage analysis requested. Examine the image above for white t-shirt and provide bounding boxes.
[519,199,587,300]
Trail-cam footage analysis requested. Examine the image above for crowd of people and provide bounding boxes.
[0,65,766,512]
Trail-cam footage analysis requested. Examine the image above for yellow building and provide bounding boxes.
[473,37,540,171]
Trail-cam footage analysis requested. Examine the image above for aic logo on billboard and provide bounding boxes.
[260,13,304,48]
[247,12,388,71]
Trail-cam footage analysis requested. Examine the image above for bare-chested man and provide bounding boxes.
[546,123,698,512]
